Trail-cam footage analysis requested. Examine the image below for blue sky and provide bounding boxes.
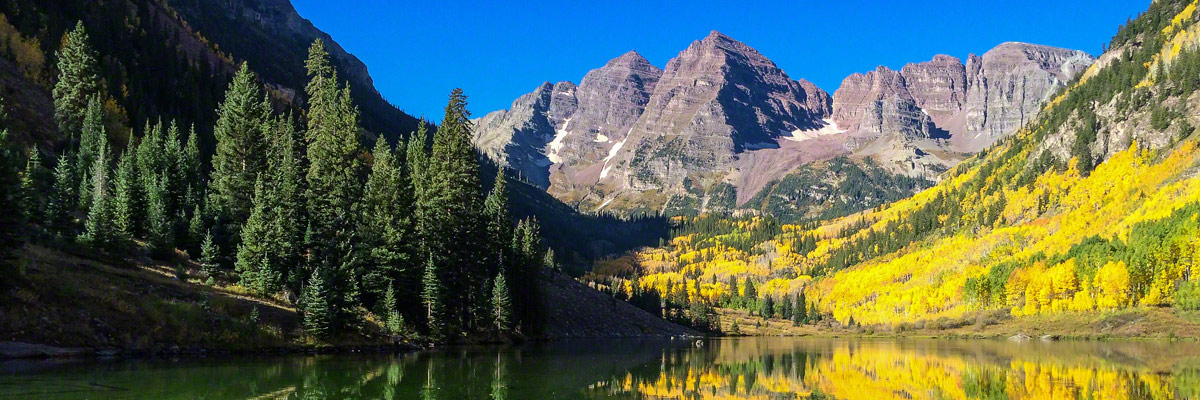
[290,0,1148,120]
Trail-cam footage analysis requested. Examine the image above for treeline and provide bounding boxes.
[0,23,555,342]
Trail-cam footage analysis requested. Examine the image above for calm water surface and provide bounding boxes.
[2,337,1199,399]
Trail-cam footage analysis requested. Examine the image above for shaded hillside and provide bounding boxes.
[0,0,418,150]
[584,0,1200,333]
[166,0,421,138]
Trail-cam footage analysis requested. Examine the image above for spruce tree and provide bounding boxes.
[111,148,138,242]
[52,21,102,138]
[235,177,273,293]
[20,148,45,225]
[199,230,220,278]
[304,39,364,327]
[422,255,447,341]
[45,154,76,236]
[265,115,304,292]
[302,267,333,339]
[146,173,174,258]
[384,284,403,335]
[492,271,513,334]
[359,136,412,307]
[798,292,808,323]
[76,95,105,210]
[78,132,116,251]
[483,171,512,266]
[209,63,270,237]
[186,205,205,258]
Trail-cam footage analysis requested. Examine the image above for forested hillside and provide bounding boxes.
[584,0,1200,335]
[0,15,691,349]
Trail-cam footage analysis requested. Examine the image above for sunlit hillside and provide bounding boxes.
[584,0,1200,332]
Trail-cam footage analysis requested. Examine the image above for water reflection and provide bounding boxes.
[1,338,1198,399]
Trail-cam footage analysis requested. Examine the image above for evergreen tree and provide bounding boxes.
[424,89,492,331]
[422,256,447,341]
[111,148,138,241]
[483,171,512,266]
[384,284,403,336]
[45,154,76,236]
[183,124,202,195]
[186,205,205,258]
[798,292,808,324]
[146,173,174,258]
[492,271,513,334]
[209,63,270,238]
[304,39,364,326]
[759,296,775,319]
[78,132,117,251]
[199,230,220,278]
[235,178,274,293]
[265,115,305,292]
[302,267,333,340]
[359,136,412,308]
[20,148,46,225]
[76,95,106,210]
[52,21,102,138]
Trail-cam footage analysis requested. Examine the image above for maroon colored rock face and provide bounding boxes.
[473,33,1092,217]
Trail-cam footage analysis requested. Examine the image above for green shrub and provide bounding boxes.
[1178,281,1200,311]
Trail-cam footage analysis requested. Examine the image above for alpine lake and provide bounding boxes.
[2,337,1199,399]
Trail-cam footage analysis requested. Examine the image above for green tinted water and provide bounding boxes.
[2,338,1199,399]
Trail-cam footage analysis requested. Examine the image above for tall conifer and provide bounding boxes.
[52,21,102,138]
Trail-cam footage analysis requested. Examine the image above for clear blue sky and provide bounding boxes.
[290,0,1148,120]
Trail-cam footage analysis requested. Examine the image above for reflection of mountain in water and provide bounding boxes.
[3,338,1199,399]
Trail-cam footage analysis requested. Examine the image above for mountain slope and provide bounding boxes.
[474,31,1091,220]
[0,0,419,149]
[585,0,1200,332]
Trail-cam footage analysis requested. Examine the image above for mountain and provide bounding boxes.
[473,31,1092,220]
[585,0,1200,335]
[0,0,419,149]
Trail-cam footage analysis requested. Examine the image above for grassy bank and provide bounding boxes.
[714,307,1200,340]
[0,244,402,354]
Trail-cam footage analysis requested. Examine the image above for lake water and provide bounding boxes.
[2,337,1199,399]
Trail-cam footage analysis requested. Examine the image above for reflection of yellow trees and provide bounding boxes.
[589,340,1200,400]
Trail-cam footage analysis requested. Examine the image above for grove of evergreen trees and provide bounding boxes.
[3,23,556,344]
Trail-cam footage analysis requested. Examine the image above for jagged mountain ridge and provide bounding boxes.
[473,31,1093,219]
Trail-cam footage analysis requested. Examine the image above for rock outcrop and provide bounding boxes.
[830,42,1094,175]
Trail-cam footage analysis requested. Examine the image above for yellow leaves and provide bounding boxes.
[1095,261,1131,309]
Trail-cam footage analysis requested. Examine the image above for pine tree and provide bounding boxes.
[483,170,512,264]
[183,124,202,195]
[209,63,270,237]
[78,131,116,251]
[76,95,106,211]
[359,136,412,308]
[422,256,447,341]
[235,178,273,293]
[492,271,513,334]
[304,39,364,328]
[186,205,205,258]
[20,148,45,225]
[302,267,333,340]
[383,284,403,336]
[266,115,305,293]
[797,292,808,324]
[52,21,102,138]
[45,154,76,236]
[146,173,174,258]
[423,89,491,331]
[111,148,138,242]
[199,230,220,278]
